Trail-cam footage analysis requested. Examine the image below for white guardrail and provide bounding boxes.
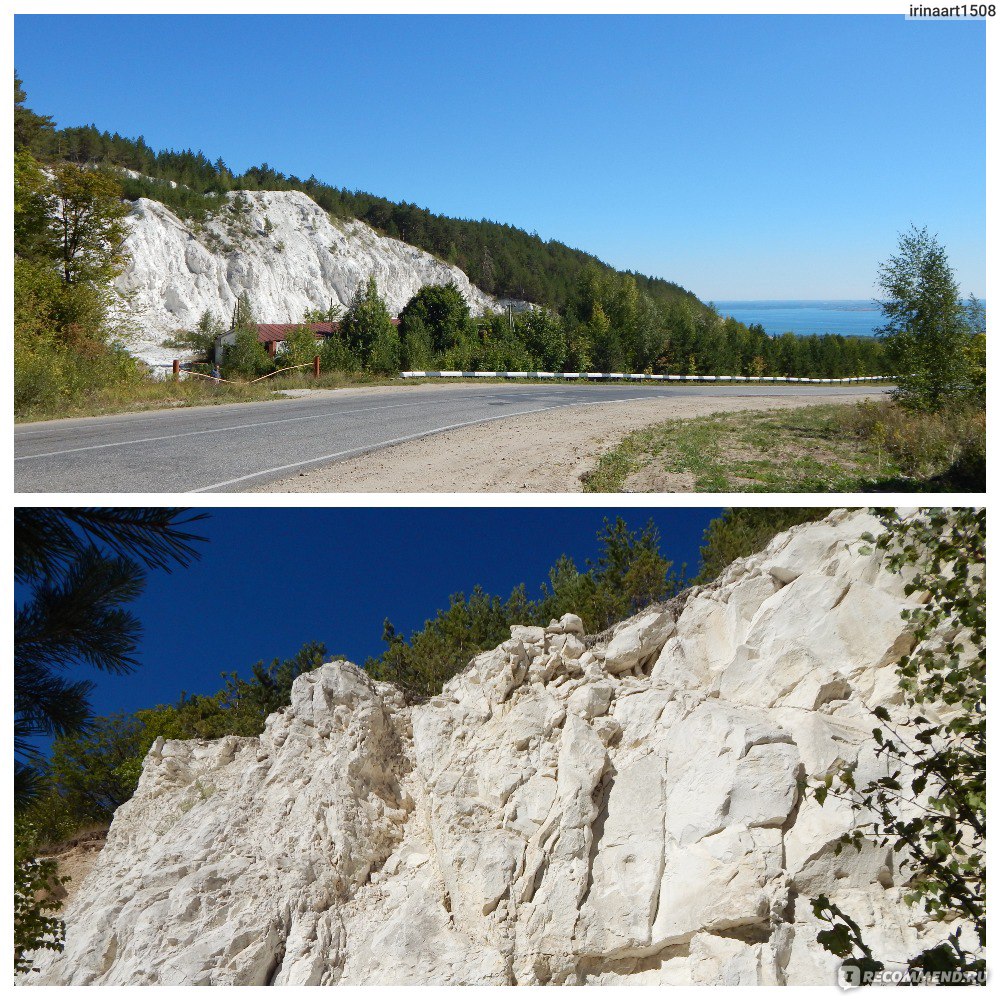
[401,372,891,384]
[156,363,890,386]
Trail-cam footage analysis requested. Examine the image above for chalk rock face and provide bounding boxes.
[26,510,964,985]
[113,189,507,366]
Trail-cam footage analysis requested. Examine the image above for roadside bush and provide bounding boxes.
[14,254,147,416]
[15,332,147,416]
[163,310,224,363]
[400,314,434,369]
[279,325,322,370]
[941,414,986,490]
[399,282,472,356]
[965,332,986,407]
[319,334,362,373]
[222,326,273,380]
[477,325,534,372]
[367,324,403,376]
[438,336,481,372]
[838,399,985,486]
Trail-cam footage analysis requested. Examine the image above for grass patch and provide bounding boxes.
[582,401,985,493]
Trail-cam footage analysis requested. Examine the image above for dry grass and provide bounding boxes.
[835,399,985,489]
[583,401,985,493]
[14,369,400,422]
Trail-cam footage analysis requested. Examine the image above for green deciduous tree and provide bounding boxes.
[400,312,434,369]
[587,303,623,371]
[14,118,142,414]
[45,714,149,824]
[14,150,56,261]
[222,296,272,380]
[399,281,472,355]
[50,163,130,287]
[164,310,224,363]
[810,509,985,983]
[368,322,404,376]
[21,642,330,847]
[518,309,567,371]
[877,227,979,412]
[319,331,362,373]
[14,816,67,975]
[478,312,534,372]
[303,302,344,324]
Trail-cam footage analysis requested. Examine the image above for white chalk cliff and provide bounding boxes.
[113,188,506,366]
[25,511,969,985]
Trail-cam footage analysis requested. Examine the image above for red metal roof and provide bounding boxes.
[254,322,339,344]
[252,319,401,343]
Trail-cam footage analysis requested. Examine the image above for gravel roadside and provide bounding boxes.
[254,391,884,493]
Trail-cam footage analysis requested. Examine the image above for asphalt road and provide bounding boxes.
[15,383,890,494]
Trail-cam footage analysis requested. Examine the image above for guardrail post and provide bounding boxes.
[172,359,179,381]
[313,355,321,379]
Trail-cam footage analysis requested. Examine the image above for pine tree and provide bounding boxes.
[341,275,399,371]
[14,509,205,805]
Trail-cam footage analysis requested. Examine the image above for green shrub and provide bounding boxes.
[400,315,434,369]
[14,817,67,975]
[367,325,403,376]
[279,325,322,370]
[14,332,146,416]
[319,335,362,373]
[163,311,224,363]
[222,326,273,380]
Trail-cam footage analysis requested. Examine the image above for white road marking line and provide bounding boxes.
[191,397,657,492]
[16,384,884,475]
[14,394,508,461]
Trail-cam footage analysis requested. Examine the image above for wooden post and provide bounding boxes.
[172,359,180,380]
[313,355,321,379]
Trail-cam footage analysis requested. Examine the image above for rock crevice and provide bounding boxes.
[25,510,967,985]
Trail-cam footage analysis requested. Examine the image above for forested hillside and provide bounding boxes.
[24,117,705,316]
[15,75,890,398]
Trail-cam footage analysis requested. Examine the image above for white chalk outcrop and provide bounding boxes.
[113,189,507,366]
[25,511,967,985]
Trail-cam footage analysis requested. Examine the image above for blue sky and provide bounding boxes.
[23,507,719,725]
[14,14,986,298]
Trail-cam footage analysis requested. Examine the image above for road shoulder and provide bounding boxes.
[253,392,883,493]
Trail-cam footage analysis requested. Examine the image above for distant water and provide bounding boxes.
[713,300,882,338]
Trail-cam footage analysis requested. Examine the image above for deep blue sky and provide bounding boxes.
[29,507,720,724]
[14,14,985,299]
